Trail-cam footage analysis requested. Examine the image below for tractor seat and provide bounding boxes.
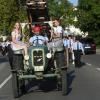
[13,49,23,54]
[10,45,23,54]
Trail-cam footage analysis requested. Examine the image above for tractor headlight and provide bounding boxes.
[46,53,52,58]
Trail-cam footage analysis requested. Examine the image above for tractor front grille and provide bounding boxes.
[33,50,43,66]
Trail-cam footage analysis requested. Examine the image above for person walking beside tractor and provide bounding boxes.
[72,36,85,68]
[67,35,74,62]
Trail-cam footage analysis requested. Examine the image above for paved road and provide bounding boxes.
[0,52,100,100]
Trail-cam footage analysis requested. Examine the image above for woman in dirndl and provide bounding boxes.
[11,22,29,60]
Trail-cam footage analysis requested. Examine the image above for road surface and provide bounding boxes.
[0,52,100,100]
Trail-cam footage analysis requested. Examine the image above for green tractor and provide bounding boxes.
[8,0,68,98]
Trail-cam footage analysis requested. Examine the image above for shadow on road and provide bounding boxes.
[67,70,75,95]
[22,70,76,96]
[0,56,8,63]
[76,61,86,69]
[25,78,57,94]
[66,61,86,94]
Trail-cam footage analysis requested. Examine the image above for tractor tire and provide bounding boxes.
[10,48,25,98]
[61,69,67,95]
[12,71,25,98]
[12,71,20,98]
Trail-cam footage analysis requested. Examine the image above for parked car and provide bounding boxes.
[80,37,96,54]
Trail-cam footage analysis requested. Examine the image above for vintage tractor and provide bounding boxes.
[8,0,67,98]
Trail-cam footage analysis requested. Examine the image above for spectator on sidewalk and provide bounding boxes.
[67,35,74,62]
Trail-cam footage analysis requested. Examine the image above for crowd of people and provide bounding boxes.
[0,19,85,68]
[63,35,85,67]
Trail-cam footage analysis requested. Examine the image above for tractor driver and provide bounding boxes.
[29,26,48,46]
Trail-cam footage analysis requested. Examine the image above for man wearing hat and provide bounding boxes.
[29,26,48,46]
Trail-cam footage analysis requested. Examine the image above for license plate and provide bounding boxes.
[34,66,44,71]
[85,46,91,48]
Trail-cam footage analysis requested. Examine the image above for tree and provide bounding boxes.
[0,0,27,35]
[47,0,73,27]
[0,0,74,35]
[78,0,100,45]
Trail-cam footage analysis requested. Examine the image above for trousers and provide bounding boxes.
[73,50,81,68]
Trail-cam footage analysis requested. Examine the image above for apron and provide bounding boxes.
[47,38,64,52]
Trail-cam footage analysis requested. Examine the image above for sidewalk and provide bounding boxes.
[96,49,100,53]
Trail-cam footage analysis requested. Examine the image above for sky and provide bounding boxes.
[68,0,78,6]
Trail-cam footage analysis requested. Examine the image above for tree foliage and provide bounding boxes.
[0,0,74,35]
[47,0,73,27]
[78,0,100,45]
[0,0,27,35]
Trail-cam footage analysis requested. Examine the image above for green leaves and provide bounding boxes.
[0,0,27,35]
[48,0,74,27]
[78,0,100,45]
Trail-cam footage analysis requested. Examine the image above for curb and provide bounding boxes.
[96,49,100,53]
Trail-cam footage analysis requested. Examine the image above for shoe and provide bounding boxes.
[72,61,75,64]
[24,55,29,60]
[26,61,29,65]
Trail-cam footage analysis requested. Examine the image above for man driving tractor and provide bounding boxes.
[29,26,48,46]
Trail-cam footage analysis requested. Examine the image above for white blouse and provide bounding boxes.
[72,41,84,52]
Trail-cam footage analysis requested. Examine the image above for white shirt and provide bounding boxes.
[53,26,63,34]
[29,35,48,45]
[51,26,64,41]
[63,38,68,47]
[67,39,73,48]
[72,41,84,52]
